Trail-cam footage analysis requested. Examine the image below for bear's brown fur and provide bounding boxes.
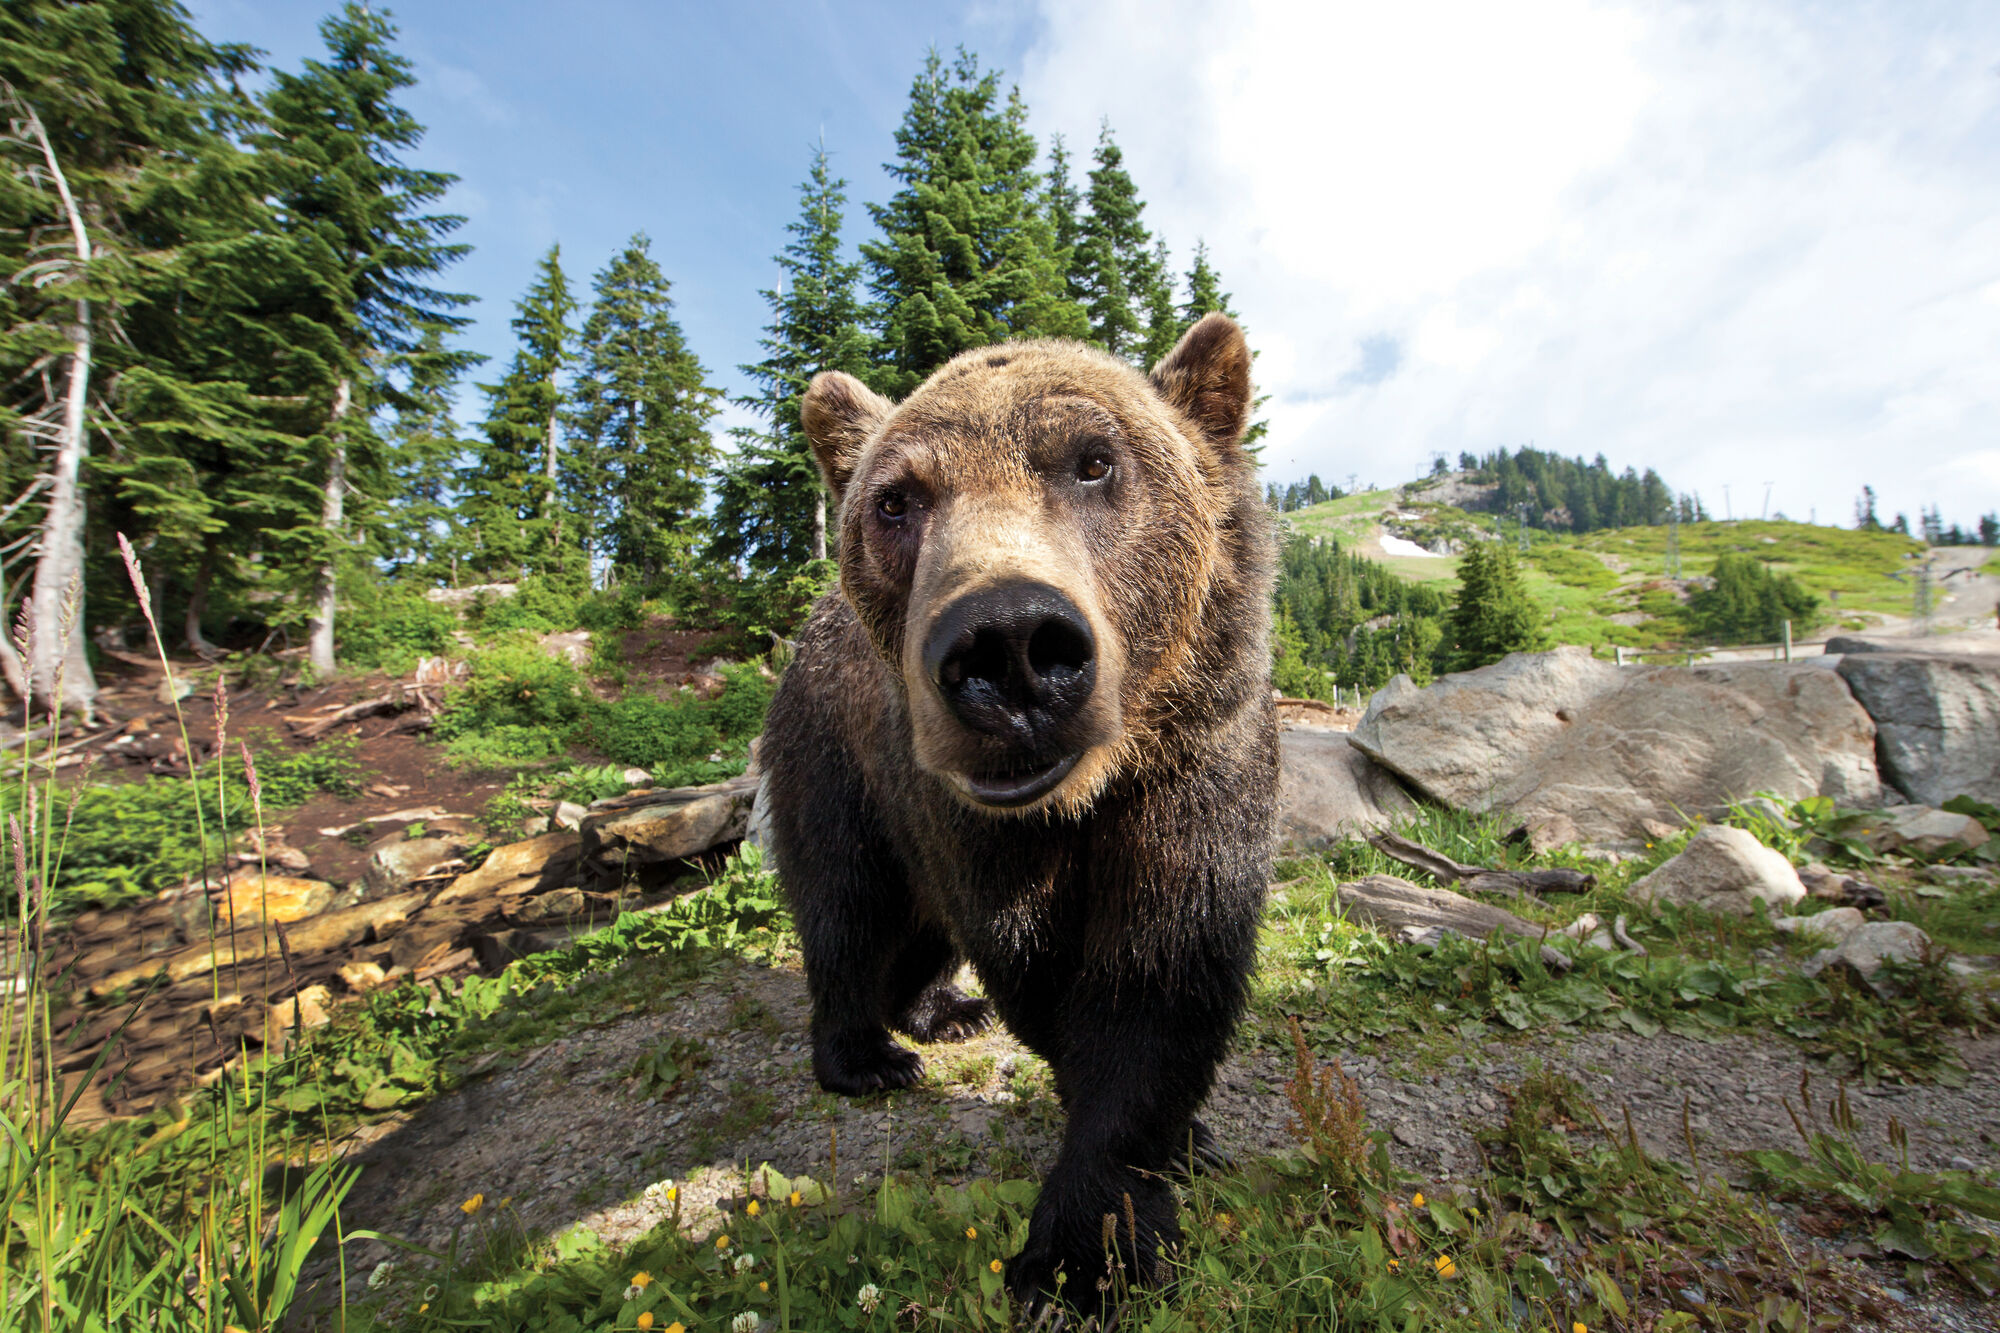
[762,314,1276,1318]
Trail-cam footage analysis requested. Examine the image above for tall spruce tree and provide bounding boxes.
[1044,133,1088,318]
[260,2,472,673]
[464,246,575,583]
[712,144,872,575]
[376,323,471,581]
[571,234,721,587]
[0,0,262,714]
[1074,122,1159,362]
[862,50,1081,395]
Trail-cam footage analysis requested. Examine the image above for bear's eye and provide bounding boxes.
[876,490,908,522]
[1076,450,1113,483]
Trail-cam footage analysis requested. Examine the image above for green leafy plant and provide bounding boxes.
[1744,1075,2000,1295]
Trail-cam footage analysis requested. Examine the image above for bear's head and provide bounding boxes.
[800,314,1267,818]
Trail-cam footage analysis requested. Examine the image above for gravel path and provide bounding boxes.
[318,954,2000,1327]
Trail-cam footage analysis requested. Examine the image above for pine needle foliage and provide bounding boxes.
[711,143,872,578]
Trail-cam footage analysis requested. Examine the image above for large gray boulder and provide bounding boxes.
[1276,727,1414,848]
[1629,825,1807,916]
[1349,646,1883,846]
[1832,648,2000,807]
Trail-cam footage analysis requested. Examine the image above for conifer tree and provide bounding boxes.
[1136,238,1180,368]
[1075,123,1157,361]
[376,324,471,581]
[0,0,261,713]
[259,2,472,672]
[464,246,575,583]
[863,50,1082,395]
[712,144,872,575]
[1440,541,1545,672]
[1044,133,1089,317]
[571,234,721,588]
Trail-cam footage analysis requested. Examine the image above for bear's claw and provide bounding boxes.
[895,983,994,1044]
[812,1029,924,1096]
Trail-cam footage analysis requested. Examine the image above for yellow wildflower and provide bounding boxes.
[1434,1254,1457,1278]
[637,1314,655,1331]
[631,1271,653,1290]
[965,1225,978,1240]
[1387,1258,1399,1271]
[990,1259,1004,1273]
[666,1325,686,1333]
[418,1305,429,1315]
[1574,1323,1589,1333]
[789,1190,802,1207]
[716,1234,731,1250]
[1411,1192,1425,1208]
[460,1193,484,1216]
[760,1281,769,1292]
[746,1199,761,1217]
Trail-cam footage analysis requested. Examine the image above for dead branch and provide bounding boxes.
[1366,828,1596,897]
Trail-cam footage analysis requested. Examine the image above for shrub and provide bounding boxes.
[579,663,774,781]
[441,724,570,770]
[575,582,647,632]
[471,575,583,637]
[336,588,460,674]
[434,642,590,740]
[1686,552,1821,644]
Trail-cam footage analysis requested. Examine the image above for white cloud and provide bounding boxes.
[1019,0,2000,525]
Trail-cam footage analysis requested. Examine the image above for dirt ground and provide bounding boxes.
[321,955,2000,1330]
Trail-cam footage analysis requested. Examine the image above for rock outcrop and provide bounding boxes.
[1854,805,1990,858]
[1349,646,1883,846]
[1832,646,2000,807]
[1628,826,1807,916]
[581,773,759,874]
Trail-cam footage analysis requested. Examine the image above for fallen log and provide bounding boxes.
[1366,829,1596,897]
[1335,873,1573,971]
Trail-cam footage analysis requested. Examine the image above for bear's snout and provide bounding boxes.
[923,581,1097,782]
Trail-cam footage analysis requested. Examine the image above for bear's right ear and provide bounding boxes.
[801,371,894,503]
[1149,312,1253,450]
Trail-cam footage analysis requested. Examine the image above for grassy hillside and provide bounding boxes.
[1278,487,1936,653]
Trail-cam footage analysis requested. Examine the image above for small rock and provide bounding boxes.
[553,800,589,831]
[1796,862,1887,909]
[1854,804,1990,857]
[1514,811,1580,854]
[216,874,336,926]
[267,984,333,1034]
[1629,826,1806,916]
[1771,907,1865,944]
[620,767,652,786]
[364,834,472,896]
[1950,1156,1978,1172]
[337,960,388,993]
[1925,864,1996,887]
[520,816,551,836]
[1801,920,1935,997]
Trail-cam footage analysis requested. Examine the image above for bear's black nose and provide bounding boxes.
[924,581,1096,747]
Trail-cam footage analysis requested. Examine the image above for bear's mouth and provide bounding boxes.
[960,753,1079,808]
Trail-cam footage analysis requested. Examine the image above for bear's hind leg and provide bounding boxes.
[888,932,994,1044]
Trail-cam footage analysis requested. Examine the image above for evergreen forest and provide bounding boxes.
[0,9,1251,724]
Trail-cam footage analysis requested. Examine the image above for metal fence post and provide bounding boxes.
[1782,619,1792,663]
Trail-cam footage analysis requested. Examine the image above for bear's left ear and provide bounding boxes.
[801,371,895,503]
[1149,312,1253,450]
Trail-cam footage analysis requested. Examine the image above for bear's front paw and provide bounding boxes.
[812,1027,923,1096]
[895,983,994,1044]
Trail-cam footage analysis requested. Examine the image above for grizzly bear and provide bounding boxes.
[761,313,1277,1319]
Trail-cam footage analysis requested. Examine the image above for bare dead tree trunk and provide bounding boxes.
[307,376,351,677]
[185,541,219,658]
[812,489,827,563]
[544,377,562,564]
[18,94,97,722]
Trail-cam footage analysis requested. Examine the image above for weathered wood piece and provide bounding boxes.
[1335,873,1573,970]
[1365,829,1596,897]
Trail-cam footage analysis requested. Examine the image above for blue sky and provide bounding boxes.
[192,1,2000,531]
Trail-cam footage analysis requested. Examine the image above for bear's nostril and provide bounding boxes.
[1027,617,1092,683]
[954,629,1012,690]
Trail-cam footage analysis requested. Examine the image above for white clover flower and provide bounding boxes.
[733,1252,756,1273]
[366,1261,395,1290]
[858,1282,882,1313]
[846,1254,859,1266]
[624,1283,644,1301]
[731,1312,760,1333]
